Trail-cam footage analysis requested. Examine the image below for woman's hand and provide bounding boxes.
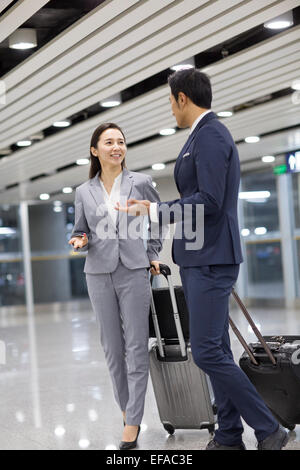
[68,233,88,250]
[150,260,161,276]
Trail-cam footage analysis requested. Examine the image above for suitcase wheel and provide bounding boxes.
[207,424,215,436]
[163,424,175,435]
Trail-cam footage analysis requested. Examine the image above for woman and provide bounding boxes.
[69,123,162,450]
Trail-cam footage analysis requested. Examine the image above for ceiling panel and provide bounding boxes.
[0,0,299,205]
[0,0,50,43]
[1,127,299,205]
[0,0,298,148]
[0,0,15,14]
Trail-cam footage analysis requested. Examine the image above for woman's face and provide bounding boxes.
[92,128,126,169]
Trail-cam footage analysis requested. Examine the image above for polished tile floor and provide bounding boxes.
[0,299,300,450]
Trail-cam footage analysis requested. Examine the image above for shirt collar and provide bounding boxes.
[189,110,212,134]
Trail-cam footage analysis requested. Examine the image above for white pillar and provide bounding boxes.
[19,202,42,428]
[20,202,34,315]
[235,184,248,299]
[277,173,297,308]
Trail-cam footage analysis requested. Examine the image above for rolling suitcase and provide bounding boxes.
[231,289,300,431]
[149,264,216,436]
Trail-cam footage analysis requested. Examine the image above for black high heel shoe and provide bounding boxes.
[119,425,141,450]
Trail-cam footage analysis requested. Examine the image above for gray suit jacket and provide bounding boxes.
[71,168,162,274]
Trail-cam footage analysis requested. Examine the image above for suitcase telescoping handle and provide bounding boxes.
[231,288,276,366]
[149,264,186,358]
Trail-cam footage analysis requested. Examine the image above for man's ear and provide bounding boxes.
[178,91,187,107]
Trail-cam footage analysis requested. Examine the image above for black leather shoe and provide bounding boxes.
[257,425,289,450]
[119,426,141,450]
[206,439,247,450]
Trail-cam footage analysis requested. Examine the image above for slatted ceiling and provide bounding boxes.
[1,0,177,117]
[230,110,300,142]
[1,127,300,205]
[0,90,298,192]
[2,0,141,92]
[1,0,297,149]
[213,71,299,111]
[0,0,50,43]
[0,58,297,182]
[210,26,300,79]
[0,2,299,203]
[0,0,15,14]
[213,53,300,96]
[225,96,293,126]
[238,129,300,161]
[0,0,203,122]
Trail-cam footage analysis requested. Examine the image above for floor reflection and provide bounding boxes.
[0,301,299,450]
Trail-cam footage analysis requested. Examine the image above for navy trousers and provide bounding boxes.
[180,264,278,446]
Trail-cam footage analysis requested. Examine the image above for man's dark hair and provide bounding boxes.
[168,68,212,108]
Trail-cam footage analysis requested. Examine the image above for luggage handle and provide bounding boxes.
[149,264,186,358]
[231,288,276,366]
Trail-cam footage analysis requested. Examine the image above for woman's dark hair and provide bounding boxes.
[168,68,212,109]
[89,122,126,179]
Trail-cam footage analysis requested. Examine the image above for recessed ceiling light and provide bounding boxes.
[239,191,270,200]
[159,128,176,136]
[264,11,293,30]
[262,155,275,163]
[39,193,50,200]
[152,181,157,187]
[170,57,195,71]
[53,120,71,128]
[152,163,166,171]
[62,187,73,194]
[254,227,267,235]
[76,158,89,165]
[54,426,66,437]
[245,136,260,143]
[100,93,121,108]
[241,229,250,237]
[17,140,32,147]
[292,79,300,91]
[9,28,37,50]
[78,439,90,449]
[217,111,233,118]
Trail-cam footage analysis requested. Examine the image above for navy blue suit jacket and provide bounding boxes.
[157,112,243,267]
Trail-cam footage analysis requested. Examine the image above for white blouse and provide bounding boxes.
[99,172,122,226]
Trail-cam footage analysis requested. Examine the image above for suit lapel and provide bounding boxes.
[174,112,217,184]
[89,171,105,207]
[117,168,133,228]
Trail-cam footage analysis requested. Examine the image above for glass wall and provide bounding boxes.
[28,202,88,304]
[1,165,300,306]
[292,172,300,297]
[0,205,25,306]
[239,171,284,299]
[0,201,88,306]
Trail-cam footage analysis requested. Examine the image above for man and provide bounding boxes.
[117,68,288,450]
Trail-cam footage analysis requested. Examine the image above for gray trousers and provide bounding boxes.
[86,260,151,425]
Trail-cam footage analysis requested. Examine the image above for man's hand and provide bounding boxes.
[68,233,88,250]
[150,260,161,276]
[115,199,150,216]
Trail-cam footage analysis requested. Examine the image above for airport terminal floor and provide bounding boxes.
[1,0,300,454]
[0,301,299,451]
